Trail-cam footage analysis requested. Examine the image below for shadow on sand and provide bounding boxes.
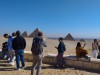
[24,64,100,74]
[24,65,66,71]
[67,65,100,74]
[0,68,16,71]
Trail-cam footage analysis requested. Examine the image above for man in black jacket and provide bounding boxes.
[12,30,26,70]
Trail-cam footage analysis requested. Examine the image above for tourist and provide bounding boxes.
[76,42,88,58]
[4,32,16,65]
[1,42,8,59]
[55,37,66,68]
[12,31,26,70]
[31,31,47,75]
[92,39,99,58]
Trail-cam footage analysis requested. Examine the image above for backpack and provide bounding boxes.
[31,38,43,55]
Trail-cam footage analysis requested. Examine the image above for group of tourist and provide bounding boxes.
[2,31,26,70]
[76,39,100,59]
[1,31,100,75]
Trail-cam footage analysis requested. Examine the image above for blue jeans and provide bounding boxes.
[15,50,25,69]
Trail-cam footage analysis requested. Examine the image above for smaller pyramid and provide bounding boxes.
[64,33,75,41]
[21,31,28,37]
[80,39,86,42]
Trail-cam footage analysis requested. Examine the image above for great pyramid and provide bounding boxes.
[28,28,46,38]
[64,33,75,41]
[21,31,28,37]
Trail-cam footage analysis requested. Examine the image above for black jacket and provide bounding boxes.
[12,36,26,50]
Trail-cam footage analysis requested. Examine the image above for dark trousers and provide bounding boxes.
[2,50,8,59]
[15,50,25,69]
[56,53,65,67]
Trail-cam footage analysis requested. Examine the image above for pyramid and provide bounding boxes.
[80,39,86,42]
[29,28,46,38]
[21,31,28,37]
[64,33,75,41]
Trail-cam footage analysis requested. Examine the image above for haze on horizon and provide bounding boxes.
[0,0,100,39]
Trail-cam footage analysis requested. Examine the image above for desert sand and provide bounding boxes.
[0,37,93,56]
[0,37,99,75]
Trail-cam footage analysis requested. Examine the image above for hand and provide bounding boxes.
[83,43,86,48]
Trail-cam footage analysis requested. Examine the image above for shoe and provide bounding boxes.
[13,56,16,60]
[7,58,10,61]
[3,55,7,59]
[16,68,20,71]
[22,66,25,69]
[54,65,59,68]
[9,62,14,66]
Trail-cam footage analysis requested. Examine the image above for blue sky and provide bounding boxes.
[0,0,100,38]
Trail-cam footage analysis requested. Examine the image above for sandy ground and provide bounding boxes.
[0,60,100,75]
[0,37,99,75]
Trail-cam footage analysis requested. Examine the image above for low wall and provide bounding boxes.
[24,52,100,72]
[0,50,100,72]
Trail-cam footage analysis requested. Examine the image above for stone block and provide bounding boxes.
[49,57,56,64]
[65,59,74,67]
[74,60,84,68]
[43,56,56,64]
[24,53,33,61]
[28,54,33,61]
[43,57,50,63]
[91,63,100,71]
[91,58,100,63]
[64,56,77,61]
[84,62,92,69]
[24,53,29,60]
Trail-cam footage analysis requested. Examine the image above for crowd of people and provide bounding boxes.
[2,31,26,70]
[0,31,100,75]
